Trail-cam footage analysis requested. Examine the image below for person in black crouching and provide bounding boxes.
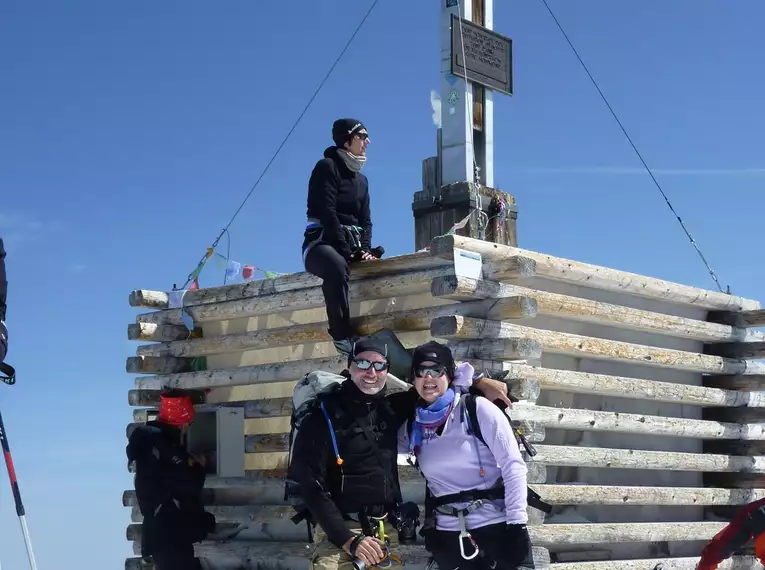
[302,118,384,356]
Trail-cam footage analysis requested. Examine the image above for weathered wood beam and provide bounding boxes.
[134,297,537,359]
[128,389,207,407]
[134,266,453,326]
[511,403,765,440]
[126,355,206,374]
[502,363,765,407]
[549,557,758,570]
[709,308,765,328]
[133,330,431,390]
[134,355,346,391]
[707,341,765,359]
[432,316,765,376]
[133,522,726,552]
[432,275,765,344]
[129,252,450,309]
[447,338,542,361]
[127,322,197,342]
[429,234,760,311]
[533,484,765,506]
[532,444,765,472]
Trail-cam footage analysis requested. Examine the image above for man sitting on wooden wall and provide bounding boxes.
[126,390,216,570]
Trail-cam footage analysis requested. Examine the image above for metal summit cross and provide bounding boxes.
[412,0,517,251]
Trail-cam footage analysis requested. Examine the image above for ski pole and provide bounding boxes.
[0,409,37,570]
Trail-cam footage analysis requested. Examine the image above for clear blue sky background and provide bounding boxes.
[1,0,763,567]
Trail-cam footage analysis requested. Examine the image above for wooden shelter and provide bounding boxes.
[124,229,765,570]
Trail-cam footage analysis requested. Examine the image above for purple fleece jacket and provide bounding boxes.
[398,393,528,531]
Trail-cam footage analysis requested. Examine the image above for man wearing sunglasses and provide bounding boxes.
[288,336,511,570]
[302,118,384,357]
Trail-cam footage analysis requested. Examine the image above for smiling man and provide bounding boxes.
[287,336,513,570]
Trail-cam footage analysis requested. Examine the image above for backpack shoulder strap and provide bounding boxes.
[463,393,487,447]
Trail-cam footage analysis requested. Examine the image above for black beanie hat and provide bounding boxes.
[349,335,389,365]
[411,340,456,379]
[333,118,365,148]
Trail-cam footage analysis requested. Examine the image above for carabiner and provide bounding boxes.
[457,512,479,560]
[459,530,479,560]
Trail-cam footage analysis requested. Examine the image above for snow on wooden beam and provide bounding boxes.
[512,403,765,440]
[127,322,197,342]
[134,266,453,326]
[134,297,537,359]
[503,363,765,407]
[432,275,765,344]
[431,316,765,375]
[129,252,449,309]
[707,341,765,359]
[533,484,765,506]
[429,235,760,311]
[532,444,765,472]
[550,556,758,570]
[709,308,765,328]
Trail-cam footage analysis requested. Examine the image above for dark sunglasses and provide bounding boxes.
[354,359,388,372]
[415,365,447,378]
[354,132,369,141]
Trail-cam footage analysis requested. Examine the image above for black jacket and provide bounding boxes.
[288,380,417,548]
[0,239,6,322]
[126,421,216,555]
[305,146,372,260]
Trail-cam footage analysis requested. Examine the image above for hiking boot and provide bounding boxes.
[332,338,354,356]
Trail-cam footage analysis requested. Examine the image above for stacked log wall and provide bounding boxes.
[124,235,765,570]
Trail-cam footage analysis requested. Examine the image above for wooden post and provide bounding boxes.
[411,0,517,251]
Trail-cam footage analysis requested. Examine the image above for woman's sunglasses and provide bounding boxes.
[415,365,447,378]
[353,359,389,372]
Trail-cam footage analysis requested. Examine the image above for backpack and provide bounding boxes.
[284,369,347,532]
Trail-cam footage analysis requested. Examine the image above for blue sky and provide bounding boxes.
[1,0,763,567]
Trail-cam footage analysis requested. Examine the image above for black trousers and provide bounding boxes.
[304,243,353,341]
[151,544,202,570]
[427,523,534,570]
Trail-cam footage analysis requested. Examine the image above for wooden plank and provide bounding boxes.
[134,267,452,325]
[532,484,765,506]
[432,275,765,344]
[127,322,196,342]
[530,522,726,546]
[432,316,765,376]
[128,389,206,407]
[129,252,449,309]
[707,342,765,359]
[503,363,765,408]
[532,444,765,472]
[126,355,206,374]
[135,355,346,391]
[512,403,765,440]
[133,330,432,390]
[429,234,760,311]
[447,338,542,361]
[550,557,758,570]
[709,308,765,328]
[134,297,537,359]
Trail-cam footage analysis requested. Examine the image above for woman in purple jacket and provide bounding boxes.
[399,341,534,570]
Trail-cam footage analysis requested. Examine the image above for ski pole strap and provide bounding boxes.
[0,362,15,385]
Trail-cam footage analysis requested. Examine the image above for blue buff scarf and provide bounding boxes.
[409,388,456,457]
